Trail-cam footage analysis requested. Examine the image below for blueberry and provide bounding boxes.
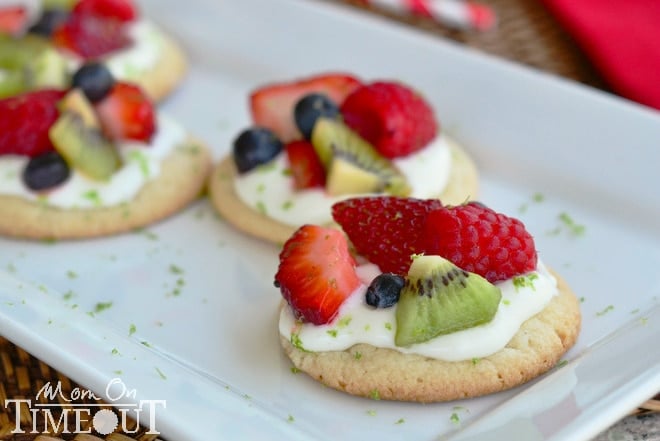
[294,93,339,140]
[366,273,405,308]
[28,9,70,37]
[22,151,70,191]
[232,127,283,173]
[72,62,116,103]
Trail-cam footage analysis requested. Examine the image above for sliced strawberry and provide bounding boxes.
[250,73,362,142]
[0,6,28,35]
[340,81,438,159]
[94,82,156,142]
[0,89,66,157]
[285,140,325,190]
[275,225,361,325]
[332,197,444,274]
[73,0,138,22]
[52,14,131,59]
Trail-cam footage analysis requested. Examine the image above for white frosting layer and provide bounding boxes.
[279,262,558,362]
[105,20,164,81]
[233,135,452,226]
[0,114,185,208]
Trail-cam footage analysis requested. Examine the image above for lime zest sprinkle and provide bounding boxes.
[127,150,150,177]
[532,192,545,202]
[128,323,137,337]
[369,389,381,400]
[290,332,311,352]
[169,264,184,274]
[512,273,538,291]
[94,302,113,313]
[395,418,405,425]
[326,329,338,338]
[337,316,352,328]
[596,305,614,317]
[549,212,586,237]
[155,367,167,380]
[82,189,102,206]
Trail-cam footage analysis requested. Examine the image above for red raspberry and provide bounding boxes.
[421,202,538,282]
[0,90,66,157]
[332,197,444,274]
[52,14,131,59]
[340,81,438,159]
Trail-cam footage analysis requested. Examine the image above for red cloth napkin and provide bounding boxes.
[541,0,660,111]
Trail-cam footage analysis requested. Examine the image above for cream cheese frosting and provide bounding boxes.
[279,261,558,362]
[233,134,452,226]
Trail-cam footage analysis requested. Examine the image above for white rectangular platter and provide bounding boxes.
[1,0,660,440]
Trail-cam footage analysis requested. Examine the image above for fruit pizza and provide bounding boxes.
[0,62,211,239]
[208,73,479,244]
[0,0,186,101]
[275,197,581,402]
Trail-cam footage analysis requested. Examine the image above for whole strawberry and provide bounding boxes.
[422,202,538,282]
[332,197,444,274]
[0,90,66,157]
[340,81,438,159]
[275,225,361,325]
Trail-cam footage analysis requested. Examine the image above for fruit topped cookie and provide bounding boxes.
[275,197,581,402]
[208,73,479,244]
[0,62,211,240]
[0,0,186,101]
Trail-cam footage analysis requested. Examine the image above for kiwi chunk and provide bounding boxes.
[0,35,68,98]
[49,90,121,180]
[395,255,502,347]
[311,118,410,196]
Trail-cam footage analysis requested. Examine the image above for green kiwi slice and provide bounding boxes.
[0,35,68,99]
[395,255,502,347]
[49,90,121,180]
[311,118,410,196]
